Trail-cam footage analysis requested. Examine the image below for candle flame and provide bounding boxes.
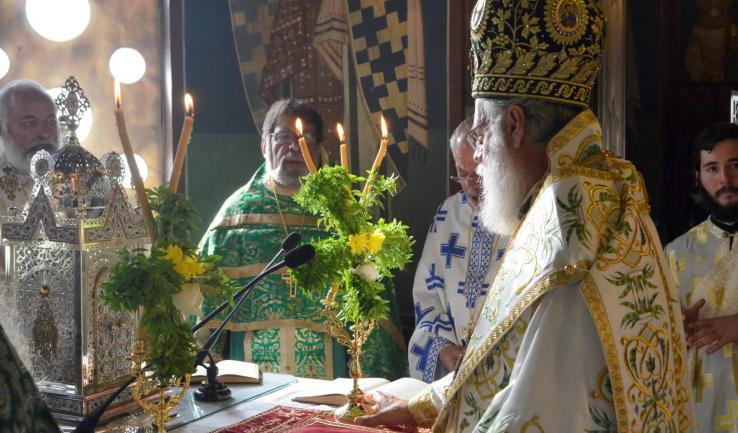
[184,93,194,117]
[336,123,345,143]
[295,118,303,136]
[114,80,121,108]
[380,116,388,139]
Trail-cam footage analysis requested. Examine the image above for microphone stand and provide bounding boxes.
[72,241,312,432]
[193,258,293,402]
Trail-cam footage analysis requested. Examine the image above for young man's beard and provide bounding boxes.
[699,183,738,223]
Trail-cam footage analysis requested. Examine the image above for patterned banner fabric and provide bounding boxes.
[313,0,350,81]
[209,405,419,432]
[229,0,344,156]
[228,0,280,132]
[347,0,410,176]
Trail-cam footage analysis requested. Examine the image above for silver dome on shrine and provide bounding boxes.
[48,76,110,210]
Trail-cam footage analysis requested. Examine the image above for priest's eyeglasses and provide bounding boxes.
[450,174,480,185]
[270,130,318,146]
[465,123,486,152]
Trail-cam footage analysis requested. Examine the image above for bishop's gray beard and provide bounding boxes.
[477,148,532,236]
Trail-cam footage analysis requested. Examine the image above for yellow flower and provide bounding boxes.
[175,256,206,279]
[366,230,385,254]
[162,244,206,279]
[162,244,184,263]
[348,232,368,255]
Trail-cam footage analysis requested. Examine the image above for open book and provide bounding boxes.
[190,359,262,384]
[292,377,427,406]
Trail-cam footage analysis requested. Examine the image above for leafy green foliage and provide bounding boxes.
[148,185,200,253]
[101,186,237,385]
[289,165,413,329]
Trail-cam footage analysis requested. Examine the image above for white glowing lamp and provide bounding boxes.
[122,153,149,188]
[109,48,146,84]
[0,49,10,79]
[26,0,90,42]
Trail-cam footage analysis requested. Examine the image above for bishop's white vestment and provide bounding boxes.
[407,110,695,433]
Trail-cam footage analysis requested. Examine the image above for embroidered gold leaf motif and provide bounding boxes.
[491,51,514,74]
[510,51,538,75]
[573,59,600,82]
[551,56,582,80]
[530,53,559,76]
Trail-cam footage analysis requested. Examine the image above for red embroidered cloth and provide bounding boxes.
[209,406,417,433]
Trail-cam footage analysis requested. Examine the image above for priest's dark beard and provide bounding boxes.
[699,183,738,224]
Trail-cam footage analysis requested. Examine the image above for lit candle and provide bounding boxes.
[337,123,348,171]
[114,80,157,243]
[362,116,389,196]
[169,93,194,192]
[295,118,317,174]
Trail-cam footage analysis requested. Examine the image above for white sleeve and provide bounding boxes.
[477,282,616,432]
[407,202,457,382]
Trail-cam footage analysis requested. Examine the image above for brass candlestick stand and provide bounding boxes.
[321,285,375,422]
[131,341,191,431]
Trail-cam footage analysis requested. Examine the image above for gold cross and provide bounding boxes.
[693,356,713,402]
[282,270,297,298]
[716,401,738,432]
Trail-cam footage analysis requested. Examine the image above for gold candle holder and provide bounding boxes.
[320,285,376,422]
[131,340,191,431]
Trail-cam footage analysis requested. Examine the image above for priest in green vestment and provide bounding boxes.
[199,99,407,380]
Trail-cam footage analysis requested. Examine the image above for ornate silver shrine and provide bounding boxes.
[1,77,149,423]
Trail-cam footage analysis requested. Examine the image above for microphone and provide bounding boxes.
[193,232,301,333]
[72,237,310,432]
[196,244,315,360]
[192,243,315,402]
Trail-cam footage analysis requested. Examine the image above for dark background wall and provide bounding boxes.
[184,1,450,343]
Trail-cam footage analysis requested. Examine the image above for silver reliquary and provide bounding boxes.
[1,77,149,423]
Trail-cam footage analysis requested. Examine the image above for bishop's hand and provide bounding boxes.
[355,391,416,432]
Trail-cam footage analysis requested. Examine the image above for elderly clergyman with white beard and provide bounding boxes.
[0,79,61,212]
[356,0,696,431]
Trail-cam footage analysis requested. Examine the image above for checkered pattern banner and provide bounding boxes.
[228,0,280,134]
[347,0,409,178]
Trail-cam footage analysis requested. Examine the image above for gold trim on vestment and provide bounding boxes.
[200,319,328,333]
[541,166,620,194]
[211,213,319,230]
[642,215,693,432]
[447,261,590,398]
[220,263,271,279]
[546,110,599,158]
[408,387,438,428]
[579,275,629,433]
[279,326,296,375]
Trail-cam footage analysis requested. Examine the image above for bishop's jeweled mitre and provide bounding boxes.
[470,0,606,107]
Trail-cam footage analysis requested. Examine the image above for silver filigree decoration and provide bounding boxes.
[54,76,90,133]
